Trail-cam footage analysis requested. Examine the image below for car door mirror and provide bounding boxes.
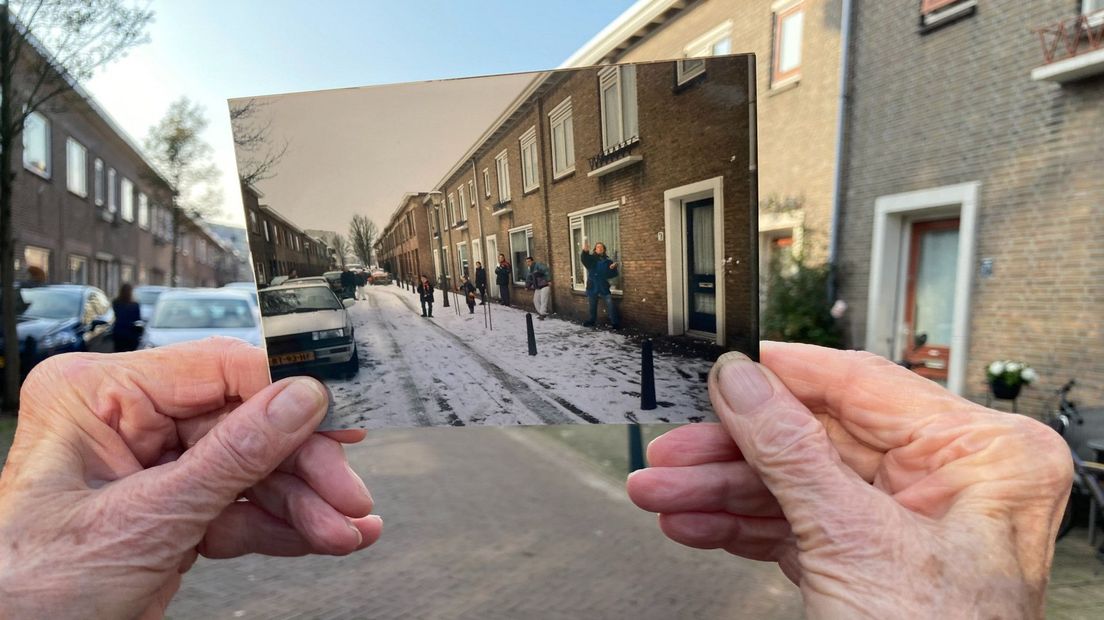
[342,298,355,308]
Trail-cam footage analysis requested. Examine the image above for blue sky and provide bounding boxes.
[85,0,637,226]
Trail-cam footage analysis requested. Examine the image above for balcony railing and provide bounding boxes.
[588,137,640,171]
[1034,14,1103,65]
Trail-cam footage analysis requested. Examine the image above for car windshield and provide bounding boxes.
[151,298,256,329]
[260,286,343,316]
[135,289,163,306]
[18,288,81,320]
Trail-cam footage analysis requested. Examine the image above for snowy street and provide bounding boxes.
[318,285,716,429]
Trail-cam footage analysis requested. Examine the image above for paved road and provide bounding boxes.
[319,286,714,430]
[166,427,802,619]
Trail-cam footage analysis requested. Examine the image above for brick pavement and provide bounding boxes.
[165,427,803,619]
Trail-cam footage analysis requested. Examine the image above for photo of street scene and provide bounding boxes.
[231,56,758,429]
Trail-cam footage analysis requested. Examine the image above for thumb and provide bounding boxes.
[120,377,330,524]
[708,352,871,536]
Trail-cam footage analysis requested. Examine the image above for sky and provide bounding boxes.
[82,0,638,228]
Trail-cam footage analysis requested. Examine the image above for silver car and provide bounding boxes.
[142,289,263,349]
[260,281,358,379]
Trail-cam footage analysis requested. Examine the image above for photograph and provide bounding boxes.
[232,55,759,429]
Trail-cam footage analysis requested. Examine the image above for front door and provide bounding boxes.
[685,198,716,334]
[903,218,960,381]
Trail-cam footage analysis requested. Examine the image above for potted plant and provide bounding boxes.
[986,360,1038,400]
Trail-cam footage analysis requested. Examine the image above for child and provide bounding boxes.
[458,276,477,314]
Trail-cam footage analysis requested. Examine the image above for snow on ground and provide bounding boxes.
[318,285,716,429]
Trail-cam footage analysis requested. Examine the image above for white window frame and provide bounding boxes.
[548,97,575,179]
[107,168,117,215]
[468,180,475,207]
[120,177,135,222]
[22,112,51,178]
[68,254,88,284]
[598,65,639,150]
[482,168,491,197]
[471,238,483,269]
[495,150,511,203]
[772,0,804,88]
[677,20,734,85]
[568,202,622,294]
[508,224,533,285]
[93,158,104,206]
[457,241,469,278]
[519,126,539,193]
[66,137,87,197]
[447,192,457,226]
[457,185,468,224]
[137,193,149,229]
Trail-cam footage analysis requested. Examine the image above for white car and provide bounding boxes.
[260,281,358,379]
[143,289,263,348]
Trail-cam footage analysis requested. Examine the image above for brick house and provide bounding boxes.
[835,0,1104,410]
[242,183,333,285]
[376,192,432,285]
[412,56,757,349]
[11,41,234,294]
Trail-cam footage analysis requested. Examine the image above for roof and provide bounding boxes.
[158,288,256,300]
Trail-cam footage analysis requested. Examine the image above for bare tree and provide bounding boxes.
[1,0,152,413]
[348,214,378,268]
[324,232,349,269]
[230,97,288,186]
[143,97,221,286]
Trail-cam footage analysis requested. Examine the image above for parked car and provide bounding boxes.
[370,270,392,285]
[260,281,358,380]
[222,281,257,290]
[142,289,262,349]
[133,285,170,323]
[289,276,329,286]
[322,271,343,294]
[1,284,114,378]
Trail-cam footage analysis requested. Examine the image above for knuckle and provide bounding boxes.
[208,423,277,482]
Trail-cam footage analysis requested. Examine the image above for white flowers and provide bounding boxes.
[986,359,1038,386]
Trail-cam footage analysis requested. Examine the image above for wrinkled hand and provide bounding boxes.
[0,338,381,619]
[627,342,1071,618]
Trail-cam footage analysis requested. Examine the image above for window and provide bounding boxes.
[495,150,511,202]
[94,158,104,206]
[120,177,134,222]
[249,210,258,233]
[921,0,962,13]
[263,221,270,242]
[677,21,734,85]
[468,180,475,207]
[121,264,134,286]
[773,2,804,86]
[548,97,575,178]
[24,246,51,281]
[482,168,491,197]
[519,126,538,192]
[508,225,533,285]
[569,203,621,292]
[68,255,88,284]
[66,138,87,197]
[23,112,50,177]
[107,168,117,215]
[447,193,456,226]
[598,65,639,150]
[138,193,149,229]
[457,185,468,224]
[457,242,469,278]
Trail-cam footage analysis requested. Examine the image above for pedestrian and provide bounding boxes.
[340,268,356,300]
[458,276,477,314]
[417,274,434,318]
[524,256,552,320]
[111,283,142,352]
[495,253,512,306]
[474,261,488,305]
[580,242,619,329]
[288,269,299,280]
[355,270,369,300]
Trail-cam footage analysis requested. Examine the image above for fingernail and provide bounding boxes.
[347,463,372,501]
[347,519,363,546]
[368,514,383,526]
[267,378,328,433]
[714,353,773,411]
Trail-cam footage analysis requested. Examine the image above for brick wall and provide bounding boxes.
[838,0,1104,413]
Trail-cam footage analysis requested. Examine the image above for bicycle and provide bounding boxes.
[1046,380,1104,550]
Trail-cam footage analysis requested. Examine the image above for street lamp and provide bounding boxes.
[427,191,450,308]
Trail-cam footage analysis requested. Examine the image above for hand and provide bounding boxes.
[582,242,589,252]
[609,262,618,270]
[627,342,1071,618]
[0,338,381,619]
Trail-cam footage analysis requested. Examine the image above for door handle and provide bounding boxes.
[698,282,714,289]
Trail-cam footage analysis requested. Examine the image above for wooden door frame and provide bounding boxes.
[903,217,960,380]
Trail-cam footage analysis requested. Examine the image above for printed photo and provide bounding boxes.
[230,55,759,429]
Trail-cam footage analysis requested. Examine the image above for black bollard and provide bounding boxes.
[628,425,645,472]
[526,313,537,356]
[640,339,656,410]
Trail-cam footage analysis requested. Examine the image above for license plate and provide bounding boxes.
[269,351,316,366]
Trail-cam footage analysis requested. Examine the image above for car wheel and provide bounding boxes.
[341,344,359,379]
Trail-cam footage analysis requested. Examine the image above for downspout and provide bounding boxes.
[536,97,556,313]
[826,0,854,304]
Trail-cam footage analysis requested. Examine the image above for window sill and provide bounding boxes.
[68,188,88,199]
[552,168,575,182]
[919,0,977,33]
[24,164,50,180]
[1031,46,1104,83]
[491,206,512,217]
[769,76,800,94]
[522,185,539,195]
[587,155,643,178]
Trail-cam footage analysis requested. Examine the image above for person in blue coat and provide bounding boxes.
[580,241,619,329]
[111,283,142,352]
